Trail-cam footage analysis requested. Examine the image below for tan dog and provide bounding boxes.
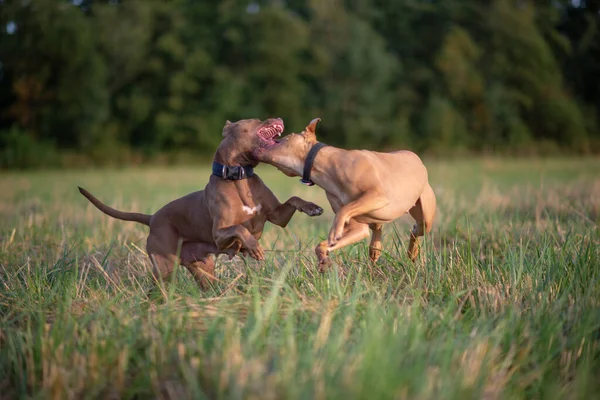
[253,118,436,269]
[79,118,323,289]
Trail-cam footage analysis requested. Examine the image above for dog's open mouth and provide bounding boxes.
[257,121,284,147]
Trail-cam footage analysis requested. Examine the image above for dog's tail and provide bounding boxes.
[78,187,152,226]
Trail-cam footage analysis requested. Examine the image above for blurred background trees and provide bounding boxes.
[1,0,599,168]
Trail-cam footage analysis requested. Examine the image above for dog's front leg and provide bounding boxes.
[268,196,323,227]
[213,223,265,260]
[316,220,370,271]
[329,192,389,246]
[369,223,383,263]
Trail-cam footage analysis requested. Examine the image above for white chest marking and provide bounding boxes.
[243,204,262,216]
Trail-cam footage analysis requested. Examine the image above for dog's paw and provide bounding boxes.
[226,240,243,260]
[246,238,265,261]
[318,257,332,273]
[315,242,331,271]
[301,202,324,217]
[369,246,382,263]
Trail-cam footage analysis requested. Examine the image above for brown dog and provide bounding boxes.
[253,118,436,269]
[79,118,323,289]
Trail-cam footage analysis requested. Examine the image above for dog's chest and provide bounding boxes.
[242,204,262,216]
[235,201,267,234]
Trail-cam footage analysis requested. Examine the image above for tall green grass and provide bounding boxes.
[1,158,599,399]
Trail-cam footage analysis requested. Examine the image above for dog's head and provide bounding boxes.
[219,118,284,165]
[252,118,321,177]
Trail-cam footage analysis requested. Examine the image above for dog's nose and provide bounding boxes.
[271,117,284,126]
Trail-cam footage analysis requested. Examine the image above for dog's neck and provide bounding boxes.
[298,145,340,188]
[214,140,256,167]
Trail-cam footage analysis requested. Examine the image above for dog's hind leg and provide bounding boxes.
[185,258,216,290]
[407,183,436,261]
[146,223,180,285]
[368,223,383,263]
[181,242,218,290]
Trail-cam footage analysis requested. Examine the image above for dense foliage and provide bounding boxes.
[1,0,599,167]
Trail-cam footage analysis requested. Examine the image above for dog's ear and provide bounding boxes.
[222,120,233,137]
[304,118,321,140]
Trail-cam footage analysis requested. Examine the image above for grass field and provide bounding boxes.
[1,158,599,399]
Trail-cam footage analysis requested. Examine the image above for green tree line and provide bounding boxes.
[1,0,599,168]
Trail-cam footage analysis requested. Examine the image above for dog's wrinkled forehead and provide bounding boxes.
[222,118,262,137]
